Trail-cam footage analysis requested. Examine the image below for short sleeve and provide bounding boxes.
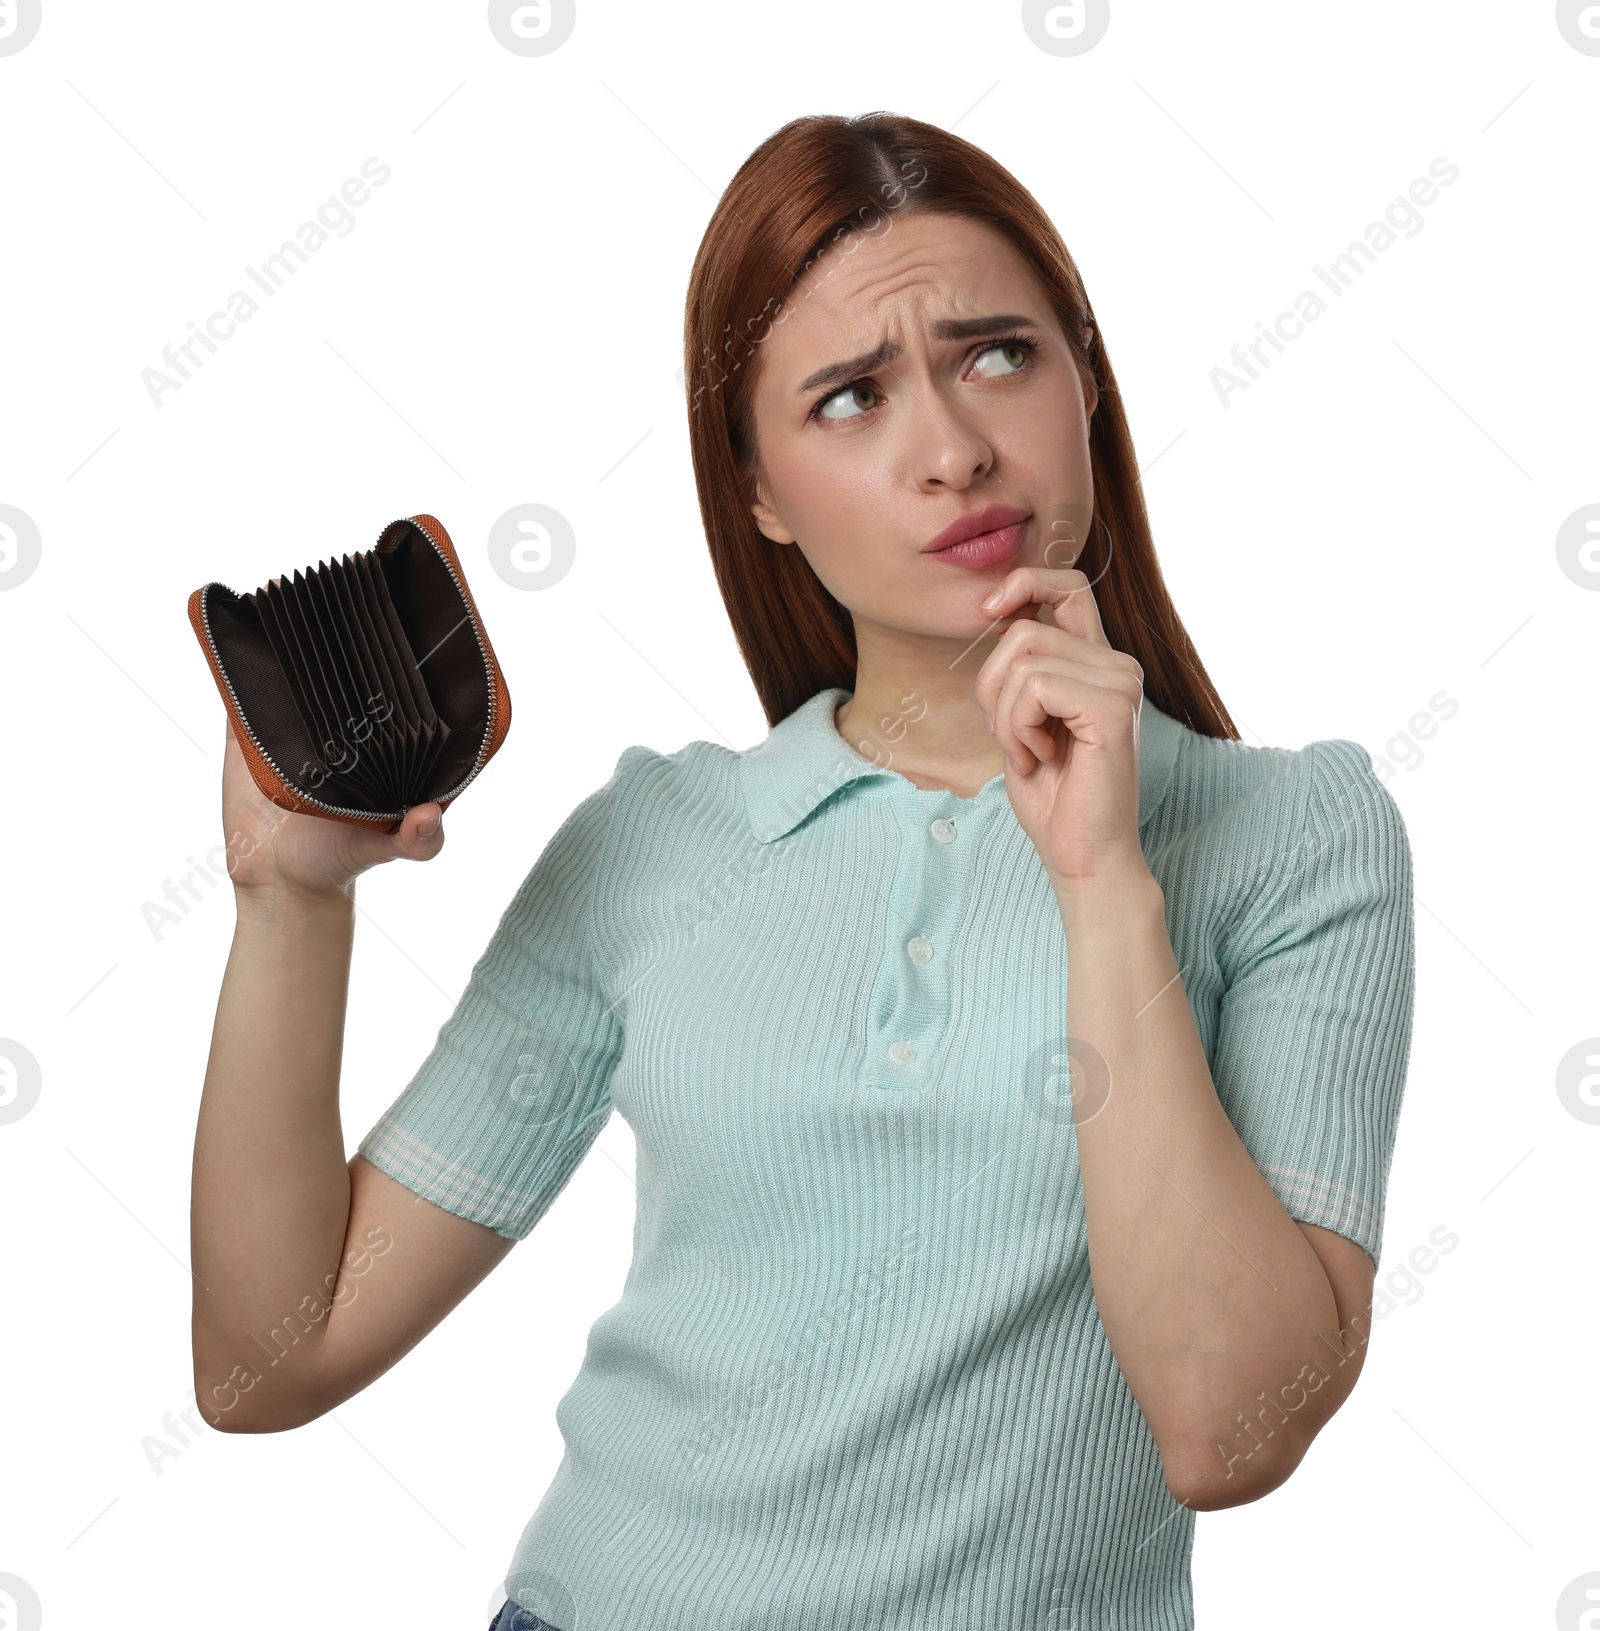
[1210,738,1416,1268]
[356,751,640,1240]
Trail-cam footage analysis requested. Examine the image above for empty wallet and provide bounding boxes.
[188,513,512,831]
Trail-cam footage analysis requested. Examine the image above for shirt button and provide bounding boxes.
[930,818,957,844]
[887,1040,917,1065]
[906,934,933,966]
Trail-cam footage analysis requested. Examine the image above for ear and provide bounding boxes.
[748,476,795,546]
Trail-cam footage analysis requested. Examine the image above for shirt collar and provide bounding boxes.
[739,684,1185,844]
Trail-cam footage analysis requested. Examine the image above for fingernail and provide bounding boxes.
[982,711,993,733]
[980,589,1002,610]
[418,815,439,838]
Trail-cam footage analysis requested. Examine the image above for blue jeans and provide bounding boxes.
[487,1601,564,1631]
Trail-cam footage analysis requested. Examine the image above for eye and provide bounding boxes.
[816,381,882,421]
[971,338,1036,379]
[809,334,1039,425]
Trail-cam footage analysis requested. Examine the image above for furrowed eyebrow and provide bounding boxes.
[930,313,1039,341]
[795,315,1042,396]
[799,338,902,396]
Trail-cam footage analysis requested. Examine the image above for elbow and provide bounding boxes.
[1160,1426,1309,1512]
[192,1308,344,1434]
[192,1332,268,1432]
[1166,1464,1280,1512]
[1163,1458,1290,1512]
[191,1356,327,1435]
[192,1365,273,1434]
[193,1381,324,1435]
[192,1348,247,1433]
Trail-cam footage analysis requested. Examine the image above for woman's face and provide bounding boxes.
[745,210,1099,643]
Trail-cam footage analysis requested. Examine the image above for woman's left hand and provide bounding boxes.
[973,566,1151,894]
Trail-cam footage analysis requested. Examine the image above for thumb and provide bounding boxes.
[343,802,446,873]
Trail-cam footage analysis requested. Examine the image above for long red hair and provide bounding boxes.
[683,111,1238,739]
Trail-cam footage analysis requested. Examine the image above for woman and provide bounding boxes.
[191,113,1415,1631]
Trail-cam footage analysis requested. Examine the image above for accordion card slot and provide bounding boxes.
[331,555,417,732]
[256,576,345,764]
[302,566,370,737]
[349,551,427,731]
[354,551,440,727]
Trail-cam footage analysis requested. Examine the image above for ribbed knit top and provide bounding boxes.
[357,685,1415,1631]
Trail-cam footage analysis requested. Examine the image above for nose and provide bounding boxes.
[905,384,994,491]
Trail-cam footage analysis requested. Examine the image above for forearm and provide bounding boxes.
[1057,865,1342,1503]
[189,886,358,1428]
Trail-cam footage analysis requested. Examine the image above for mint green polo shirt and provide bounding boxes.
[357,685,1415,1631]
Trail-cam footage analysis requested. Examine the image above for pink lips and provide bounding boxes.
[921,504,1030,571]
[926,522,1026,570]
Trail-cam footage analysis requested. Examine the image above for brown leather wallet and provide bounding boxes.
[188,513,512,831]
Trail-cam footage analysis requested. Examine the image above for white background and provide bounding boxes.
[2,2,1596,1627]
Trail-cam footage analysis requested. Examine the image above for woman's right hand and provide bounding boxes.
[219,720,446,901]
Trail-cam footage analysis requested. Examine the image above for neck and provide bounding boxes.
[834,618,1007,797]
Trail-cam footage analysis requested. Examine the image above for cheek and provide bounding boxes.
[801,527,885,610]
[999,375,1084,471]
[766,443,893,584]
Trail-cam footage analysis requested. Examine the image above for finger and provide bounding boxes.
[979,566,1112,648]
[993,657,1091,773]
[341,802,446,873]
[993,660,1052,774]
[392,802,446,862]
[994,657,1142,775]
[368,802,443,867]
[974,619,1140,731]
[974,618,1137,717]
